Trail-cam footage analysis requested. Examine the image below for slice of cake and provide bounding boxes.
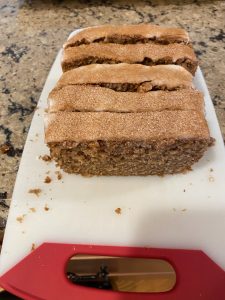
[62,43,198,74]
[45,111,213,176]
[48,85,204,113]
[55,63,193,92]
[64,24,190,48]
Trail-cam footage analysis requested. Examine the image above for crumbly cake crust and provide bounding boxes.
[48,85,204,113]
[62,43,197,74]
[45,111,210,143]
[64,24,190,48]
[56,64,193,91]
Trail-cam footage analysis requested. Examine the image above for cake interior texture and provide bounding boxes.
[49,139,212,176]
[62,56,197,75]
[62,43,197,74]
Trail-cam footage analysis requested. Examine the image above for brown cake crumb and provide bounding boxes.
[183,189,186,192]
[181,167,192,174]
[40,154,52,162]
[16,216,23,223]
[16,215,26,223]
[44,204,49,211]
[44,176,51,183]
[55,171,62,180]
[29,207,36,213]
[210,168,213,172]
[28,188,42,197]
[0,144,10,154]
[115,207,122,215]
[31,243,36,251]
[181,208,187,212]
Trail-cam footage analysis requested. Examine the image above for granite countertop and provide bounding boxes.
[0,0,225,233]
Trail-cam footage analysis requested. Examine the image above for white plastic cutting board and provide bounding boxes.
[0,30,225,277]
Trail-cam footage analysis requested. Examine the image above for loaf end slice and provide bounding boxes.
[45,111,214,176]
[64,24,190,48]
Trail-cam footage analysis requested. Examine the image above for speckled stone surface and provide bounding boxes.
[0,0,225,231]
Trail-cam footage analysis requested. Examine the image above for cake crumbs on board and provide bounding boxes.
[29,207,36,213]
[44,204,49,211]
[39,154,52,162]
[55,171,62,180]
[28,188,42,197]
[31,243,36,251]
[44,176,51,183]
[115,207,122,215]
[16,214,26,223]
